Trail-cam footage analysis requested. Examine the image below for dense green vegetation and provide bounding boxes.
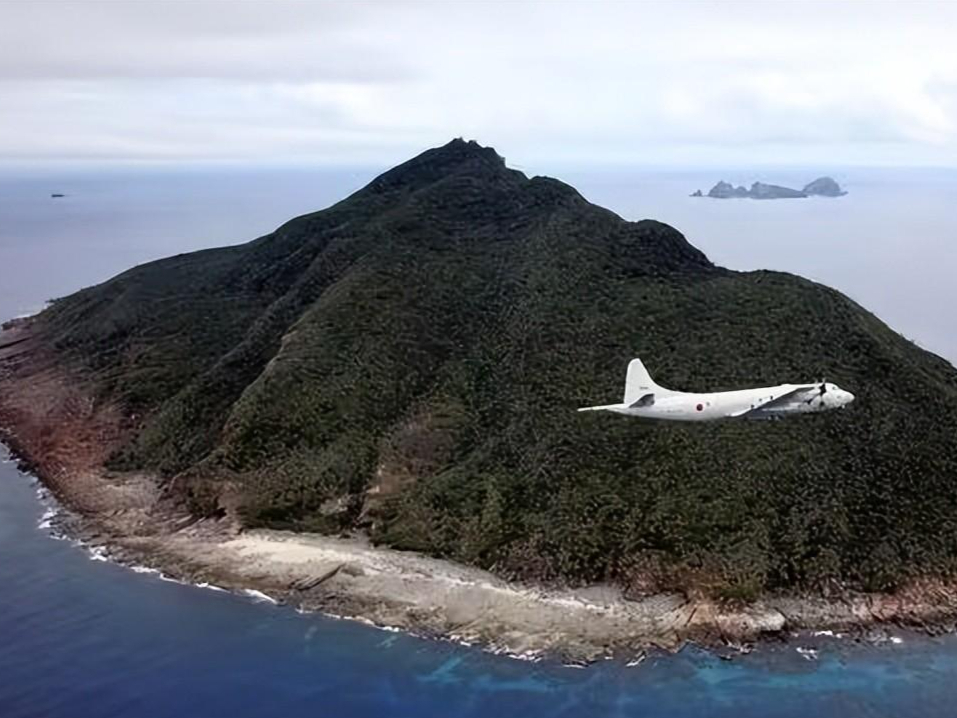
[36,139,957,597]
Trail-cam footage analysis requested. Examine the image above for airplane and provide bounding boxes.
[578,358,854,421]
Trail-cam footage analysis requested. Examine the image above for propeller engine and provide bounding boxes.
[806,379,827,405]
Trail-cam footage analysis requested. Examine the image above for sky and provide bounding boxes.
[1,0,956,168]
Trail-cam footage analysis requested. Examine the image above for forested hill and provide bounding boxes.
[31,138,957,598]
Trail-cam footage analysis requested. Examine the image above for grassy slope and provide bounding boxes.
[33,139,957,597]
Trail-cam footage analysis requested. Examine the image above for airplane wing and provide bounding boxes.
[729,385,817,418]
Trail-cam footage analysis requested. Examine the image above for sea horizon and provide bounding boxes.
[2,163,955,365]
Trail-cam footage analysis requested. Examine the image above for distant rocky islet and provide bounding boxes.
[691,176,847,199]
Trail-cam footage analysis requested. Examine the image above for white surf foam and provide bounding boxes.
[37,507,57,530]
[13,460,238,601]
[242,589,278,605]
[32,487,71,541]
[87,545,109,562]
[130,565,162,576]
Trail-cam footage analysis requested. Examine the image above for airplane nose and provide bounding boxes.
[846,391,855,404]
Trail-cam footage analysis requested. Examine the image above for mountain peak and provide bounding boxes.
[366,138,518,194]
[433,137,505,164]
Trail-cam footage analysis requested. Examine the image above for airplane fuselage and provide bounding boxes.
[596,383,851,421]
[578,359,855,422]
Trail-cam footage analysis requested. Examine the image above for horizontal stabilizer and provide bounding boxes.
[629,392,655,408]
[577,404,620,412]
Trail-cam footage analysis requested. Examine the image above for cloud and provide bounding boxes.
[0,1,409,83]
[1,0,956,165]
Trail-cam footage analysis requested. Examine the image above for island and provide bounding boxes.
[1,140,952,662]
[803,176,848,197]
[694,176,847,199]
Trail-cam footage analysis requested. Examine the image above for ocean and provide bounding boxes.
[2,164,957,717]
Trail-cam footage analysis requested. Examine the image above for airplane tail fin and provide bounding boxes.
[623,358,660,404]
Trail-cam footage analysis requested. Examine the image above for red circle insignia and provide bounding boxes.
[696,403,703,411]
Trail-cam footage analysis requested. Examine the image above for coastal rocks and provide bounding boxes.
[683,600,788,643]
[694,177,847,199]
[803,176,847,196]
[9,433,957,665]
[290,564,344,591]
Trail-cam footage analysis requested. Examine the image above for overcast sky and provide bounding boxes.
[1,0,956,167]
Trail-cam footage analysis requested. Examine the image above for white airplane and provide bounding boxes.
[578,358,854,421]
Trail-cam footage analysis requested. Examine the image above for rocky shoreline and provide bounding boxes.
[2,319,956,663]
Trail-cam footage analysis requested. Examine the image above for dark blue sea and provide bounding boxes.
[2,164,957,717]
